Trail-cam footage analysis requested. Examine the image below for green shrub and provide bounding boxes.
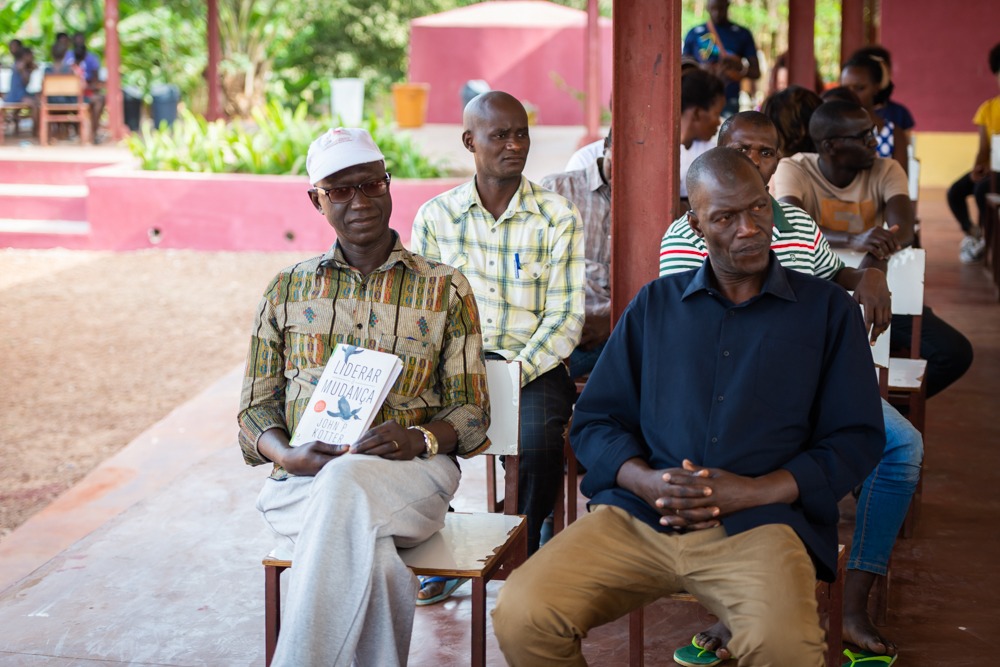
[126,102,447,178]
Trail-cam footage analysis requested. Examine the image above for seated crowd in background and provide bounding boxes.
[2,31,104,142]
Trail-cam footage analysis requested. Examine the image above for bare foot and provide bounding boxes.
[694,620,733,660]
[842,608,897,656]
[843,570,897,655]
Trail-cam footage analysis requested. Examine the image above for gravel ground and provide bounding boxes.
[0,248,305,538]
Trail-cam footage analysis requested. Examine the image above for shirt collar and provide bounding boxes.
[317,230,419,275]
[585,158,609,194]
[682,251,797,303]
[462,175,540,221]
[769,195,794,233]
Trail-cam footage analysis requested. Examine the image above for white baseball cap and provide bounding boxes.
[306,127,385,185]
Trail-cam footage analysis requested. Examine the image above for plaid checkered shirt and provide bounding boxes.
[540,159,611,319]
[411,176,585,385]
[238,235,490,478]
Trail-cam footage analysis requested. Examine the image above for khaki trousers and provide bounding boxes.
[492,505,825,667]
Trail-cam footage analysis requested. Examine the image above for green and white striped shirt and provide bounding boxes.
[659,197,845,279]
[412,176,585,385]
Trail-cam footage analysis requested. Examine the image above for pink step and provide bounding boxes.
[0,221,92,249]
[0,191,87,220]
[0,159,117,185]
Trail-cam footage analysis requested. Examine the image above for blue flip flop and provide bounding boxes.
[673,635,725,666]
[842,648,898,666]
[415,576,468,606]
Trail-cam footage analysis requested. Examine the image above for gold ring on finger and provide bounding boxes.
[392,440,400,451]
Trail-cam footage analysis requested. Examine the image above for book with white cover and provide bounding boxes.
[289,344,403,447]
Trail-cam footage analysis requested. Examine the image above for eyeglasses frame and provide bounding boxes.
[309,172,392,206]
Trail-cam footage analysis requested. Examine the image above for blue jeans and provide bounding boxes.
[848,398,923,576]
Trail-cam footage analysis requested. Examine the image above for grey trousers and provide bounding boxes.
[257,453,461,667]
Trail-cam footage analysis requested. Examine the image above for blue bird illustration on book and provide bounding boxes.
[328,395,362,421]
[341,345,364,363]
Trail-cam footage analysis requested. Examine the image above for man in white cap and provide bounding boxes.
[238,127,491,666]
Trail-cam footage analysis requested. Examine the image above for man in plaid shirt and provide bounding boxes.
[412,92,585,596]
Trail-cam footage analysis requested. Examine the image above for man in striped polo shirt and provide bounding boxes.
[659,112,917,663]
[660,111,892,342]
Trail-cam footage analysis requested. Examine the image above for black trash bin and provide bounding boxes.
[460,79,490,114]
[150,83,180,129]
[123,86,142,132]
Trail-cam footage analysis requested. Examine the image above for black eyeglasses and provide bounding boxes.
[311,173,391,204]
[828,126,877,144]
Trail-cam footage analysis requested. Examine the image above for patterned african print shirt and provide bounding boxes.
[238,234,490,478]
[411,176,585,386]
[659,197,845,279]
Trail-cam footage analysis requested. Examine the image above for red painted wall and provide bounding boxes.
[409,12,613,125]
[881,0,998,132]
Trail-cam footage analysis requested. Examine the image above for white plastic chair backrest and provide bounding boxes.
[864,303,891,371]
[0,68,10,95]
[992,135,1000,172]
[483,359,520,456]
[26,67,43,94]
[908,156,921,202]
[886,247,925,317]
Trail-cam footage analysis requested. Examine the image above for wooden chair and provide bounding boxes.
[263,359,527,667]
[885,248,928,538]
[0,100,35,143]
[552,376,587,534]
[907,148,922,248]
[627,545,847,667]
[38,74,91,146]
[868,310,894,624]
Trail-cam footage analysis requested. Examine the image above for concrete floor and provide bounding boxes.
[0,189,997,666]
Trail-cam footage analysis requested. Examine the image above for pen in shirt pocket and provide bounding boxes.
[514,252,522,278]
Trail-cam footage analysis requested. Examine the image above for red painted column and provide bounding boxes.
[104,0,124,141]
[581,0,602,147]
[865,0,880,44]
[610,0,681,324]
[206,0,222,121]
[787,0,817,91]
[841,0,865,63]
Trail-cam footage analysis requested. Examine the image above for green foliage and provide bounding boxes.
[362,115,446,179]
[273,0,479,112]
[126,103,445,179]
[117,3,206,107]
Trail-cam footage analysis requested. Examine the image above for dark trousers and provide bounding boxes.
[490,353,576,556]
[890,306,973,398]
[946,171,999,234]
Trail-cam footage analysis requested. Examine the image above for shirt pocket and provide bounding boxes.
[283,299,336,372]
[378,334,438,405]
[508,255,551,313]
[755,338,821,414]
[441,252,468,272]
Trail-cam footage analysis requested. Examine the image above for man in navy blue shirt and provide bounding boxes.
[683,0,760,116]
[492,148,884,666]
